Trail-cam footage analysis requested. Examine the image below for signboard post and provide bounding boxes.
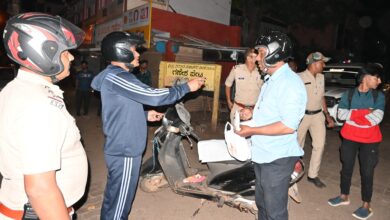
[159,61,221,131]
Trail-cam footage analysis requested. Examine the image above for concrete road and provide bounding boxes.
[72,97,390,220]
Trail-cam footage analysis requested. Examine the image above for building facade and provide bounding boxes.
[65,0,241,85]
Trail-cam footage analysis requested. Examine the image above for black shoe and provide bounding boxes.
[307,177,326,188]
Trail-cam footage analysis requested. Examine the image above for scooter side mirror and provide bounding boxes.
[175,102,191,126]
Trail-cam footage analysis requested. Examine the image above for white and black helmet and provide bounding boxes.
[254,30,293,67]
[2,12,85,76]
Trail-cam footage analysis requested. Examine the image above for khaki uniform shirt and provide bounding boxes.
[0,69,88,210]
[298,69,324,111]
[225,64,263,105]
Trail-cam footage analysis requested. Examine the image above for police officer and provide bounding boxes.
[225,48,263,123]
[91,31,205,220]
[0,13,88,219]
[297,52,335,188]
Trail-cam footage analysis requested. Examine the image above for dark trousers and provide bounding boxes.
[75,90,91,115]
[100,155,142,220]
[94,91,102,116]
[254,156,298,220]
[340,139,379,202]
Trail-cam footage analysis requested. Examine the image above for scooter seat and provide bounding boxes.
[207,160,251,182]
[209,159,250,165]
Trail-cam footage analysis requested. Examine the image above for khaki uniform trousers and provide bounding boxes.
[229,103,254,123]
[230,103,241,123]
[297,112,326,178]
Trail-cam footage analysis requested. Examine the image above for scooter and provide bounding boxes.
[140,102,304,215]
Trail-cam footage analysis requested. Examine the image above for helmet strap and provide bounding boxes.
[50,75,59,84]
[125,63,135,70]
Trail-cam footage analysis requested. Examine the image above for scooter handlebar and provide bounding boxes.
[177,123,200,142]
[189,130,200,142]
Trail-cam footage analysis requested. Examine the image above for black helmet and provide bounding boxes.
[2,12,85,76]
[101,31,145,64]
[254,30,293,67]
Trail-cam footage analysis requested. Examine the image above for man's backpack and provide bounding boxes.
[337,88,379,123]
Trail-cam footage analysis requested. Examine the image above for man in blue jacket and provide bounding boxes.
[91,31,204,220]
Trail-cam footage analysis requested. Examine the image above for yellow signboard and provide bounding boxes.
[159,61,221,131]
[159,61,221,92]
[123,3,152,48]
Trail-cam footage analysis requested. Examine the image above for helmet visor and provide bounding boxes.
[58,16,85,49]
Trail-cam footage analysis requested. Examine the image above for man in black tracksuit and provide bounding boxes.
[91,31,204,220]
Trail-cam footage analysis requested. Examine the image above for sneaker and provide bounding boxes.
[307,177,326,188]
[352,207,373,220]
[328,196,350,206]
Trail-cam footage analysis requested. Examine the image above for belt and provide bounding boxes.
[0,203,73,219]
[305,109,322,115]
[234,101,255,109]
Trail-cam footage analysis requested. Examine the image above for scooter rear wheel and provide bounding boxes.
[140,174,168,193]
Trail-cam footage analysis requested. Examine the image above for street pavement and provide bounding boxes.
[68,96,390,220]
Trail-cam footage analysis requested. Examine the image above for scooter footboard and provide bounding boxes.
[158,134,188,186]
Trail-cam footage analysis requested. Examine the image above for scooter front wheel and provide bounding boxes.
[139,173,169,193]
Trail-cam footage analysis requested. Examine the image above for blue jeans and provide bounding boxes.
[75,90,91,115]
[254,156,298,220]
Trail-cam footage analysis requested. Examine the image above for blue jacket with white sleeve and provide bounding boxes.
[91,65,190,157]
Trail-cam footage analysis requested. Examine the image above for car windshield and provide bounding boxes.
[323,66,360,88]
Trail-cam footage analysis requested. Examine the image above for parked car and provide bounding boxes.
[324,63,363,127]
[0,66,16,91]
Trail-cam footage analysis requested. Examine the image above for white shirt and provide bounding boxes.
[0,69,88,210]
